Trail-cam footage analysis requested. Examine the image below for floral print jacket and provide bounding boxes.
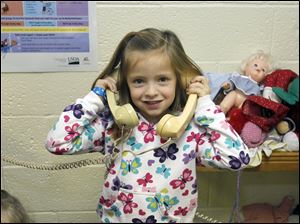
[45,91,250,223]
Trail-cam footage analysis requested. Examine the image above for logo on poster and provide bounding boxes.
[68,57,80,65]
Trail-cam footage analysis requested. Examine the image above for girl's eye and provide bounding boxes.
[133,79,144,84]
[158,76,169,83]
[253,64,258,67]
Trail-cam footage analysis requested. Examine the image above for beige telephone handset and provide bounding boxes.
[156,94,197,138]
[106,90,139,129]
[106,90,198,139]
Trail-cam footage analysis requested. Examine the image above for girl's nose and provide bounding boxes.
[145,84,158,97]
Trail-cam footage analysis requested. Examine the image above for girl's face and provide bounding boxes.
[244,58,269,83]
[126,49,177,124]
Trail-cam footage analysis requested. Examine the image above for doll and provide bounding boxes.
[241,195,295,223]
[219,51,274,114]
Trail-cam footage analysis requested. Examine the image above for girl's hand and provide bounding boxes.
[94,76,117,92]
[187,76,210,97]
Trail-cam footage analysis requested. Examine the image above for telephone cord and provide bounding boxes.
[228,170,242,223]
[195,211,221,223]
[1,153,108,170]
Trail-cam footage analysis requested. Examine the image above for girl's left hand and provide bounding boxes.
[187,76,210,97]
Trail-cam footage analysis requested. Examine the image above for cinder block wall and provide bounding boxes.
[1,1,299,223]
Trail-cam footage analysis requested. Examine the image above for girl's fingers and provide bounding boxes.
[190,76,209,84]
[104,77,117,92]
[108,82,117,93]
[105,76,117,85]
[187,77,210,97]
[95,78,117,92]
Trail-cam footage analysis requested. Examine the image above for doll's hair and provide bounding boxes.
[1,190,29,223]
[240,50,274,75]
[92,28,202,112]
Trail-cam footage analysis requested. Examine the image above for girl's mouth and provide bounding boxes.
[144,100,162,109]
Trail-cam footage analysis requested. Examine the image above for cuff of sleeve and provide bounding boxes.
[83,91,106,113]
[196,95,215,110]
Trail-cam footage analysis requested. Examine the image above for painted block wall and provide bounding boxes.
[1,1,299,223]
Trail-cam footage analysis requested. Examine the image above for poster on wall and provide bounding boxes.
[1,1,98,72]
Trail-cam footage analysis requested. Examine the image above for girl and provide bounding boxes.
[45,28,250,223]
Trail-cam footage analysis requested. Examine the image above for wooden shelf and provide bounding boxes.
[246,151,299,171]
[197,152,299,172]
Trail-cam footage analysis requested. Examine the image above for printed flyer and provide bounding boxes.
[1,1,97,72]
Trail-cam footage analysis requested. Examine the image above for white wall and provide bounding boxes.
[1,1,299,223]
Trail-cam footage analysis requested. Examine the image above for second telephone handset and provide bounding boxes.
[106,90,197,139]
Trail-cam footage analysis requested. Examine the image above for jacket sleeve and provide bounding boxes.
[45,91,113,155]
[194,95,250,170]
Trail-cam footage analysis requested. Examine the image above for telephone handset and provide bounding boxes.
[156,94,197,138]
[106,89,198,139]
[106,90,139,129]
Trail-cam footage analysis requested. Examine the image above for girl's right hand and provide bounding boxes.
[187,76,210,97]
[94,76,117,93]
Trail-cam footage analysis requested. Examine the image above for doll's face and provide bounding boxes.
[244,58,269,83]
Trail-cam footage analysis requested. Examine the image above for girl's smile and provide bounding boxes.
[143,100,163,110]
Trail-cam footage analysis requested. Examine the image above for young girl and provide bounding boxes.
[45,28,250,223]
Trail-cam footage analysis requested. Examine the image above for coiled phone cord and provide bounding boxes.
[195,212,221,223]
[228,170,242,223]
[1,154,108,170]
[0,126,133,171]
